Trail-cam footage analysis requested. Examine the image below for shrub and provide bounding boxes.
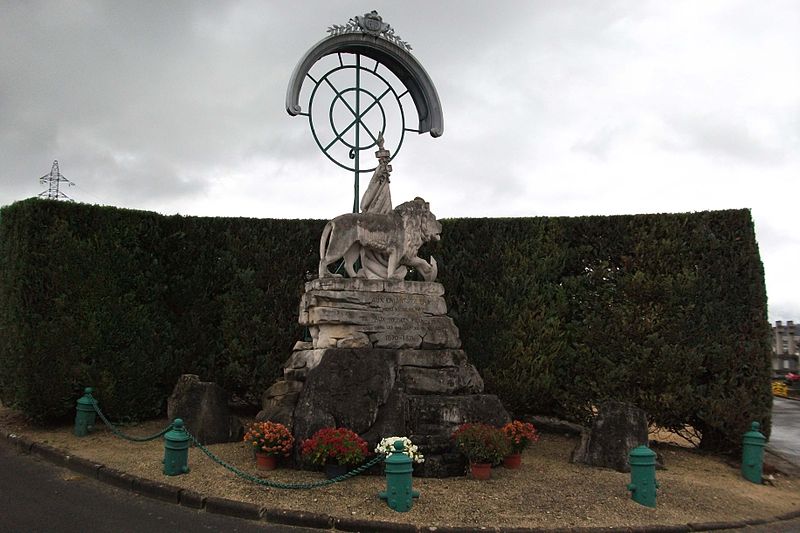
[0,199,771,452]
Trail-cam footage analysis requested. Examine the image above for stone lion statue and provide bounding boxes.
[319,197,441,282]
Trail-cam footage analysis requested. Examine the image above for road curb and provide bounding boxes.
[178,489,206,509]
[205,496,263,520]
[97,465,136,491]
[336,516,419,532]
[131,476,182,504]
[6,432,34,454]
[64,454,104,479]
[263,508,335,529]
[1,430,800,532]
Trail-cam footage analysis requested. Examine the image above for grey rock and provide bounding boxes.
[336,331,371,348]
[396,349,467,367]
[167,374,243,445]
[255,404,296,427]
[292,349,396,442]
[398,365,483,395]
[570,400,649,472]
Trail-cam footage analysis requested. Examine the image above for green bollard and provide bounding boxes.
[163,419,191,476]
[742,421,766,484]
[627,445,658,508]
[379,440,420,512]
[74,387,97,437]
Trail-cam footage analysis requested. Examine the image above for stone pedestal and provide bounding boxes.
[258,278,510,477]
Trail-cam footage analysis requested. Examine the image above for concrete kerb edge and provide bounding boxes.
[205,496,264,520]
[2,428,800,533]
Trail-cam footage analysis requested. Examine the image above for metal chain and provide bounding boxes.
[184,427,384,490]
[91,400,172,442]
[87,393,383,489]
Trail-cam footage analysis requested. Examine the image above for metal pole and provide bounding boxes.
[353,54,361,213]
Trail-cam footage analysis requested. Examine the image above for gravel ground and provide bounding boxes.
[3,408,800,530]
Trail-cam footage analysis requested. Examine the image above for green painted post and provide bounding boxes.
[163,419,191,476]
[742,422,766,484]
[379,440,420,512]
[74,387,97,437]
[627,445,658,508]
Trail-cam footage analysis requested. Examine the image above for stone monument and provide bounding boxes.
[259,146,510,476]
[269,11,510,476]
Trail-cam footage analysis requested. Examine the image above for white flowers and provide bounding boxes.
[375,436,425,463]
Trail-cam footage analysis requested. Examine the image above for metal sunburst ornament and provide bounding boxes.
[286,10,444,213]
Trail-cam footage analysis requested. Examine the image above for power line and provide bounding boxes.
[38,160,75,201]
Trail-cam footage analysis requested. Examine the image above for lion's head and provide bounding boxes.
[394,197,441,259]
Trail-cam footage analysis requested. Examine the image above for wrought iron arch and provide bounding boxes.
[286,32,443,138]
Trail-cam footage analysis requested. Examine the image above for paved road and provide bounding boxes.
[768,397,800,465]
[0,442,316,533]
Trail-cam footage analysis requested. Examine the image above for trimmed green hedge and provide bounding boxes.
[0,199,771,451]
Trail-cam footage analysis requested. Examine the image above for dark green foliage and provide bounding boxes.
[0,199,321,422]
[0,200,770,451]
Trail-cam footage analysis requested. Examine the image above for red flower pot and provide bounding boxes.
[470,462,492,480]
[503,453,522,469]
[255,452,277,471]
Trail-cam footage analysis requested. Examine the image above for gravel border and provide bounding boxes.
[3,428,800,532]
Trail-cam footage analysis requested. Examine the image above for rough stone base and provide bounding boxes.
[263,348,509,477]
[570,400,649,472]
[167,374,243,445]
[259,277,510,477]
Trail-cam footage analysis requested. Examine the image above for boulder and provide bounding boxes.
[571,400,649,472]
[167,374,243,445]
[255,380,304,427]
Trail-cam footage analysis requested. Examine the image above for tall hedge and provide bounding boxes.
[0,199,771,451]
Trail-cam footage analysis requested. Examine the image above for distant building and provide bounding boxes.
[772,320,799,375]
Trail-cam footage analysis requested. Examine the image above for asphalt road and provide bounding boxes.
[768,397,800,465]
[0,442,316,533]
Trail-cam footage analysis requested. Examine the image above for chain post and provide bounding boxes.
[742,421,766,484]
[379,440,419,512]
[74,387,97,437]
[163,418,191,476]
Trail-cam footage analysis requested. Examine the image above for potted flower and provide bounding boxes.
[300,427,369,479]
[501,420,539,469]
[375,436,425,464]
[451,423,510,480]
[243,421,294,471]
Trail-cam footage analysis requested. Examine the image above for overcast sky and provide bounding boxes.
[1,1,797,323]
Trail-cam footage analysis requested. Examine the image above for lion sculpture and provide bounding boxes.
[318,197,441,282]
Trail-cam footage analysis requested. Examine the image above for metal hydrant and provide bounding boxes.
[163,419,191,476]
[379,440,420,512]
[627,445,658,508]
[74,387,97,437]
[742,421,766,484]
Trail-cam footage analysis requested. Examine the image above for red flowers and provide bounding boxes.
[451,423,510,465]
[452,420,540,463]
[243,421,294,457]
[300,427,369,467]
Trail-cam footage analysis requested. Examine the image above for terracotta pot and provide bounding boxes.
[255,452,277,471]
[324,463,350,479]
[470,462,492,480]
[503,453,522,469]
